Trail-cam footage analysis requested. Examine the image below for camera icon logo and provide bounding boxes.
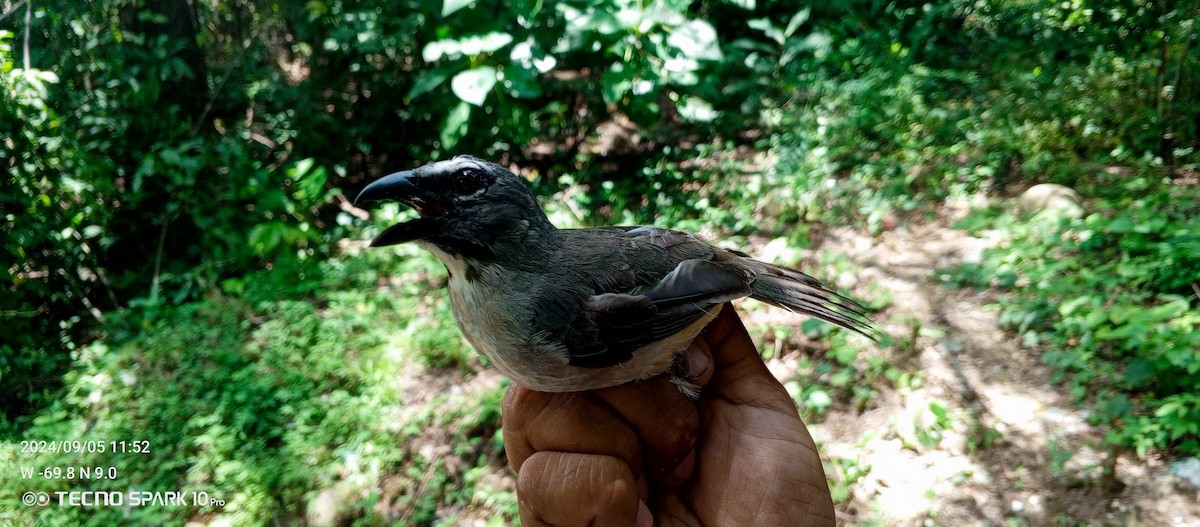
[20,492,50,507]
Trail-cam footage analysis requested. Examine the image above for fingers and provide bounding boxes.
[595,375,700,485]
[699,303,798,415]
[517,451,652,527]
[503,375,702,487]
[502,388,643,476]
[504,382,684,527]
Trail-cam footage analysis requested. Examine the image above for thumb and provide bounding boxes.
[700,304,798,415]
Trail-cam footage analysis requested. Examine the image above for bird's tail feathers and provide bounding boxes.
[743,261,880,340]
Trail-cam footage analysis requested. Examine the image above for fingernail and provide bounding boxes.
[636,501,654,527]
[671,450,697,482]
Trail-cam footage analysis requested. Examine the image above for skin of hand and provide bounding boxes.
[502,304,836,527]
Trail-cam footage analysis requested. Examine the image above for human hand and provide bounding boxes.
[501,304,835,526]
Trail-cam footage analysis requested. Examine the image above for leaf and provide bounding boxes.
[249,222,288,253]
[288,158,328,204]
[1058,295,1087,316]
[1107,215,1134,233]
[451,67,497,106]
[501,64,542,99]
[406,66,456,100]
[677,96,717,122]
[1084,309,1108,329]
[511,39,558,73]
[422,40,456,62]
[1108,304,1137,324]
[667,20,722,61]
[442,0,474,17]
[1124,358,1154,387]
[601,65,634,105]
[806,389,832,411]
[722,0,755,9]
[440,102,471,148]
[784,7,810,39]
[748,18,785,45]
[459,32,513,56]
[423,33,512,62]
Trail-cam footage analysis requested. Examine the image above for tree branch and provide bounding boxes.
[22,0,31,70]
[0,0,27,23]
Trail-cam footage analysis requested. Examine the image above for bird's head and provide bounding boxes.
[354,155,553,260]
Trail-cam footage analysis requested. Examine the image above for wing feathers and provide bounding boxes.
[563,227,879,370]
[642,259,752,308]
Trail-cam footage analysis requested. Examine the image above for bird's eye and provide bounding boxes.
[451,168,484,195]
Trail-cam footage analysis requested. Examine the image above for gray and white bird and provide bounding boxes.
[355,155,876,393]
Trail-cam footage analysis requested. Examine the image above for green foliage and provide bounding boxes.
[409,0,730,151]
[0,253,509,526]
[947,174,1200,456]
[765,0,1200,232]
[2,0,339,428]
[824,449,872,505]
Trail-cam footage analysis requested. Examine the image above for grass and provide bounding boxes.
[0,246,516,527]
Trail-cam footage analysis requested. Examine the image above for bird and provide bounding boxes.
[354,155,877,393]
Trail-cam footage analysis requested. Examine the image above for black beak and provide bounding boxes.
[354,169,444,247]
[354,170,417,206]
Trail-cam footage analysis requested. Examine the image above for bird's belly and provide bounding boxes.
[449,277,719,392]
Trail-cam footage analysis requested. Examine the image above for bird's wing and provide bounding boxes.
[561,228,750,368]
[619,225,716,264]
[614,225,880,339]
[558,225,878,369]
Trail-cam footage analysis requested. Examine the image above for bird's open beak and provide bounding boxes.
[355,170,444,247]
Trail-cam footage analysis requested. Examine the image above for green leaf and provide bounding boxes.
[722,0,755,9]
[442,0,474,17]
[511,39,558,73]
[501,64,542,99]
[288,158,328,204]
[1058,295,1093,316]
[406,66,456,100]
[423,33,512,62]
[784,8,810,38]
[1084,309,1108,329]
[1124,358,1154,387]
[451,67,497,106]
[748,18,784,45]
[1107,215,1134,233]
[459,32,513,56]
[667,20,722,61]
[440,102,471,148]
[1108,304,1137,324]
[805,389,832,412]
[249,222,288,253]
[601,65,634,105]
[677,96,717,122]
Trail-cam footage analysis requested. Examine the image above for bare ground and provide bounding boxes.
[775,206,1200,527]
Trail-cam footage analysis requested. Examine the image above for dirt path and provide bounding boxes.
[784,209,1200,526]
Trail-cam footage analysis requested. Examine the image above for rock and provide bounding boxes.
[1017,184,1084,219]
[307,482,358,527]
[1169,457,1200,490]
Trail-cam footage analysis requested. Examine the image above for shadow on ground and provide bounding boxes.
[779,207,1200,526]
